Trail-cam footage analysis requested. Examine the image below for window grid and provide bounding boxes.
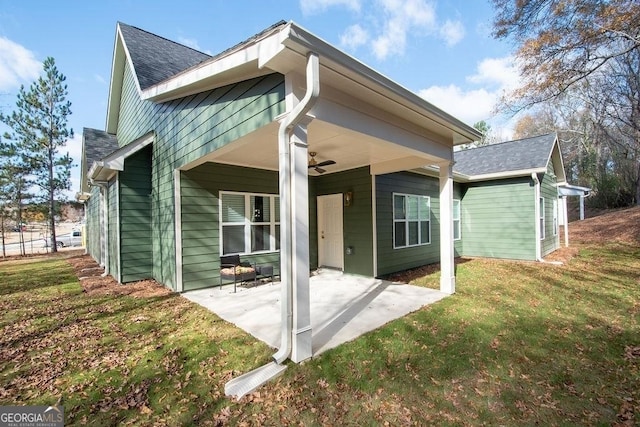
[539,197,545,240]
[393,193,431,249]
[453,199,461,241]
[220,191,280,255]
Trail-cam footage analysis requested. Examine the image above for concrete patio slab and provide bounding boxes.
[183,269,448,357]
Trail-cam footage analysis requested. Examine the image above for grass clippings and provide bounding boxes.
[0,208,639,425]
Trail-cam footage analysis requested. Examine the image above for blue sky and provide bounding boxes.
[0,0,519,198]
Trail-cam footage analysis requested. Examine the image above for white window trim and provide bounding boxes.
[219,191,280,256]
[453,199,461,241]
[539,197,546,240]
[392,192,431,249]
[552,199,558,236]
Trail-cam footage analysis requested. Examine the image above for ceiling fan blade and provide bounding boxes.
[315,159,336,168]
[315,167,326,174]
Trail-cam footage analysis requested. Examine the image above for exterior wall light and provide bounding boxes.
[344,191,353,207]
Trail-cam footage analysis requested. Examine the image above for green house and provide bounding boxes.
[78,22,576,361]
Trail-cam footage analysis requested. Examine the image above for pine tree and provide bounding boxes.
[0,57,74,252]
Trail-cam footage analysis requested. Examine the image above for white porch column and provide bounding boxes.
[439,161,455,294]
[290,120,312,362]
[563,196,569,247]
[579,195,585,220]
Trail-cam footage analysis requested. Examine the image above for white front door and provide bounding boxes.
[317,194,344,270]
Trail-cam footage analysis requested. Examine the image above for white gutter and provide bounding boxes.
[273,51,320,364]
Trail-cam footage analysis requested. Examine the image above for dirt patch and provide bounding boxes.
[66,254,172,298]
[569,206,640,245]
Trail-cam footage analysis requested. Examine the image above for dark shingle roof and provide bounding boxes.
[83,128,119,166]
[118,22,212,90]
[453,133,557,177]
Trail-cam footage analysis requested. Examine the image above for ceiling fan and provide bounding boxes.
[308,152,336,174]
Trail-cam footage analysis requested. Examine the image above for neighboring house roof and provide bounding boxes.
[118,22,212,90]
[453,133,565,181]
[78,128,119,198]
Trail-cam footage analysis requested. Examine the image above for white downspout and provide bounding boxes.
[273,52,320,364]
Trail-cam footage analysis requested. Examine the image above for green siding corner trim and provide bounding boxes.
[461,177,536,260]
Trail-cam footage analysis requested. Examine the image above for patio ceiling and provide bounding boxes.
[187,118,445,176]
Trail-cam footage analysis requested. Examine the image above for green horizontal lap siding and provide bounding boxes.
[180,163,280,291]
[115,62,284,290]
[86,185,101,263]
[119,146,153,282]
[108,178,119,281]
[311,167,373,276]
[376,172,455,276]
[541,163,560,257]
[461,177,536,260]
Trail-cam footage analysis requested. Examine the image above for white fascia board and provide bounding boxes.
[106,25,129,134]
[141,31,286,102]
[461,168,546,182]
[282,23,482,144]
[88,132,154,181]
[549,137,567,183]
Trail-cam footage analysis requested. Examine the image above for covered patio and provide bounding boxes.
[183,269,447,356]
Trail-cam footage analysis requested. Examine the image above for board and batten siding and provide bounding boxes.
[540,162,560,257]
[460,177,536,260]
[180,163,280,291]
[310,167,373,276]
[375,171,462,276]
[85,185,102,263]
[112,62,284,290]
[119,145,153,282]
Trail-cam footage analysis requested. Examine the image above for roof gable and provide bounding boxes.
[118,23,211,91]
[453,133,558,178]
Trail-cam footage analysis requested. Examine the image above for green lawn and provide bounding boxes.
[1,243,638,426]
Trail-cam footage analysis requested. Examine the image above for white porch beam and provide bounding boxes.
[312,97,452,161]
[439,161,455,294]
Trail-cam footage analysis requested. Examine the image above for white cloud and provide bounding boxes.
[372,0,436,60]
[340,24,369,50]
[300,0,361,15]
[419,84,495,125]
[418,56,520,126]
[467,56,520,90]
[177,36,212,55]
[0,37,40,91]
[94,74,106,84]
[439,19,465,47]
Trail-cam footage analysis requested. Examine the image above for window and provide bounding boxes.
[539,197,545,240]
[393,193,430,248]
[553,199,558,236]
[453,199,461,241]
[220,192,280,255]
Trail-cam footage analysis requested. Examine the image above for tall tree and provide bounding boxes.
[492,0,640,205]
[0,57,74,252]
